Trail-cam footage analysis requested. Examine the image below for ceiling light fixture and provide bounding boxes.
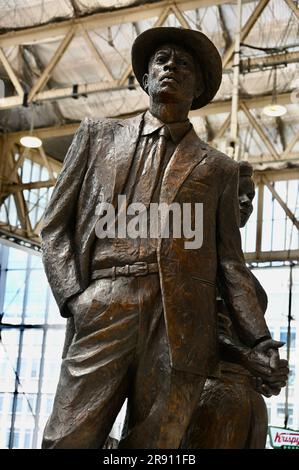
[20,106,42,148]
[263,66,287,117]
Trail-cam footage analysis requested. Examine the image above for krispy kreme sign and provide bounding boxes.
[269,426,299,449]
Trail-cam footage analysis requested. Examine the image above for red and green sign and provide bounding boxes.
[269,426,299,449]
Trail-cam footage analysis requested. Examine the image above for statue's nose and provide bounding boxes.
[163,52,178,71]
[163,61,177,71]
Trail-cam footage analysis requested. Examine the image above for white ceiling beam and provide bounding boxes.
[0,64,294,110]
[254,167,299,182]
[0,0,242,48]
[0,47,23,96]
[284,0,299,22]
[28,27,75,103]
[282,128,299,157]
[38,146,56,181]
[4,92,294,142]
[193,92,293,116]
[240,102,281,160]
[240,50,299,71]
[263,176,299,230]
[249,152,299,164]
[222,0,270,68]
[1,43,297,109]
[171,3,191,28]
[245,250,299,262]
[2,180,55,193]
[81,28,114,81]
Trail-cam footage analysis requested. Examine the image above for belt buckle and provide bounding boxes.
[132,261,148,277]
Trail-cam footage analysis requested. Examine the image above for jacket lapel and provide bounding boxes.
[111,113,144,207]
[159,127,208,205]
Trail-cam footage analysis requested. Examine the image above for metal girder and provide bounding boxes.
[3,146,33,235]
[0,226,41,246]
[0,0,240,48]
[245,250,299,262]
[240,50,299,73]
[246,168,299,263]
[0,140,58,242]
[240,102,280,161]
[171,3,191,29]
[0,0,281,113]
[249,152,299,164]
[1,41,298,109]
[282,128,299,157]
[1,80,294,115]
[1,2,189,109]
[284,0,299,22]
[229,0,242,160]
[217,5,231,49]
[255,181,264,257]
[263,176,299,230]
[38,146,56,181]
[1,61,297,110]
[222,0,271,67]
[7,124,79,141]
[2,180,55,194]
[254,167,299,182]
[210,114,231,142]
[81,27,114,81]
[0,47,23,96]
[28,27,75,103]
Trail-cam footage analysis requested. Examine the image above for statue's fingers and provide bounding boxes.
[260,385,273,398]
[263,373,288,383]
[253,365,273,377]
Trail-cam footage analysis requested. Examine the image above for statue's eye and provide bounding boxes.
[178,58,190,67]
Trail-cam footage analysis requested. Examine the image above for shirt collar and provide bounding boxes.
[142,110,192,144]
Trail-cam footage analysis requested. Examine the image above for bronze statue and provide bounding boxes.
[181,161,288,449]
[41,27,284,449]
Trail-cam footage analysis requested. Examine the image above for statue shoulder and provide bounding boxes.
[202,142,239,178]
[88,112,144,135]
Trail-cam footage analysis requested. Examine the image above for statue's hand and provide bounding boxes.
[253,359,289,397]
[253,377,282,397]
[241,339,285,378]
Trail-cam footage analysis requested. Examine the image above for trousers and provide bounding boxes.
[42,273,205,449]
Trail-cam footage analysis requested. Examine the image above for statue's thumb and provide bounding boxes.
[271,340,285,349]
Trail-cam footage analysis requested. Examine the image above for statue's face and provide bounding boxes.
[238,176,255,227]
[144,42,202,106]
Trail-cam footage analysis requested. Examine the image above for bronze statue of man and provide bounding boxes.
[41,27,282,449]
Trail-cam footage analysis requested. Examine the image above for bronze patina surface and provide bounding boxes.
[41,27,286,449]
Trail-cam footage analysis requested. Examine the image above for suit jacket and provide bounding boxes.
[41,112,270,376]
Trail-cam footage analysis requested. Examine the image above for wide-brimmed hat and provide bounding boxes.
[131,27,222,110]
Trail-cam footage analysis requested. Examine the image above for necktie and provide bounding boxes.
[133,125,170,207]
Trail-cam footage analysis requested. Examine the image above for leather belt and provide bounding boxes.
[91,261,159,281]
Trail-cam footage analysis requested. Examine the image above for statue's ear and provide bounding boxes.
[143,73,149,91]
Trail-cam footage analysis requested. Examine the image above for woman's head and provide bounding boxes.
[238,161,255,228]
